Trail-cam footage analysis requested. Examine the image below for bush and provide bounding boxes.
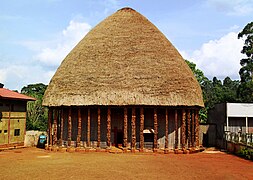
[237,148,253,160]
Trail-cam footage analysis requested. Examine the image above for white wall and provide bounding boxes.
[227,103,253,117]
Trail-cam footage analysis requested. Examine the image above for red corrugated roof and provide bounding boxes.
[0,88,36,101]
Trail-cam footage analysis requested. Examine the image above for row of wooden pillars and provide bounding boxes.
[48,106,200,151]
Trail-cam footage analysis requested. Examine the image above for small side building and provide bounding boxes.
[207,103,253,148]
[0,83,35,148]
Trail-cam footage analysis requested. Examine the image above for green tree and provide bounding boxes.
[238,22,253,102]
[185,60,210,123]
[21,83,48,131]
[185,60,240,123]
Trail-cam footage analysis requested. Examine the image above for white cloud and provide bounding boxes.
[0,64,53,91]
[34,20,91,66]
[181,31,245,80]
[207,0,253,16]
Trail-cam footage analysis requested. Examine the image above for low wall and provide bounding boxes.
[226,141,253,154]
[24,130,47,147]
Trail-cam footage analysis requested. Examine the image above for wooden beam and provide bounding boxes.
[175,109,178,149]
[191,110,195,148]
[140,107,144,151]
[77,107,82,147]
[195,110,199,147]
[131,107,136,151]
[187,110,191,149]
[107,107,111,147]
[123,107,128,148]
[165,108,169,150]
[68,107,72,147]
[181,109,186,150]
[154,108,158,151]
[48,107,53,147]
[97,107,101,148]
[60,108,64,146]
[53,108,58,146]
[87,108,91,147]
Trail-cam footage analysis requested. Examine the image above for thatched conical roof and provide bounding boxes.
[43,7,204,107]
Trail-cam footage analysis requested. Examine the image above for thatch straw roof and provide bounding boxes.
[43,7,204,107]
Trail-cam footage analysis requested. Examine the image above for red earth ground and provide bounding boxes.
[0,147,252,180]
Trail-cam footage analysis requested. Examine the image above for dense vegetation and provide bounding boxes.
[21,83,48,131]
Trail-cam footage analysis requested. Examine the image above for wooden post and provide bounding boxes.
[77,107,82,147]
[191,110,195,148]
[53,108,58,146]
[97,107,101,148]
[195,109,199,147]
[187,110,191,149]
[165,108,169,152]
[181,109,186,150]
[140,107,144,152]
[68,107,72,147]
[175,109,178,150]
[154,108,158,151]
[87,108,91,147]
[131,107,136,151]
[48,108,53,147]
[107,107,111,147]
[60,108,64,146]
[123,107,128,148]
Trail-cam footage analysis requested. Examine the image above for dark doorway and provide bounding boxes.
[113,127,123,147]
[144,133,154,149]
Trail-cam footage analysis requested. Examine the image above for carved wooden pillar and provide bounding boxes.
[59,108,64,146]
[87,108,91,147]
[48,107,53,147]
[181,109,186,149]
[107,107,111,147]
[154,108,158,151]
[68,107,72,147]
[97,107,101,148]
[187,110,191,148]
[131,107,136,151]
[123,107,128,148]
[77,107,82,147]
[53,108,58,146]
[195,109,199,147]
[175,109,178,149]
[191,110,195,148]
[165,108,169,151]
[140,107,144,152]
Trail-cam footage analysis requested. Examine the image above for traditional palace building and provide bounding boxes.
[43,8,204,153]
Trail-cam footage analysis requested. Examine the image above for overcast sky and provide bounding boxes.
[0,0,253,91]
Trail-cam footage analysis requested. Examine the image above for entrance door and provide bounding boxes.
[144,133,154,149]
[113,127,123,147]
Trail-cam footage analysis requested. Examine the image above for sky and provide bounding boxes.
[0,0,253,91]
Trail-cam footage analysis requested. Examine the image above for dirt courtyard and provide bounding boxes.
[0,148,252,180]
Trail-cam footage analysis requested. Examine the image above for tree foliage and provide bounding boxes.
[21,83,48,131]
[186,60,240,123]
[238,22,253,102]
